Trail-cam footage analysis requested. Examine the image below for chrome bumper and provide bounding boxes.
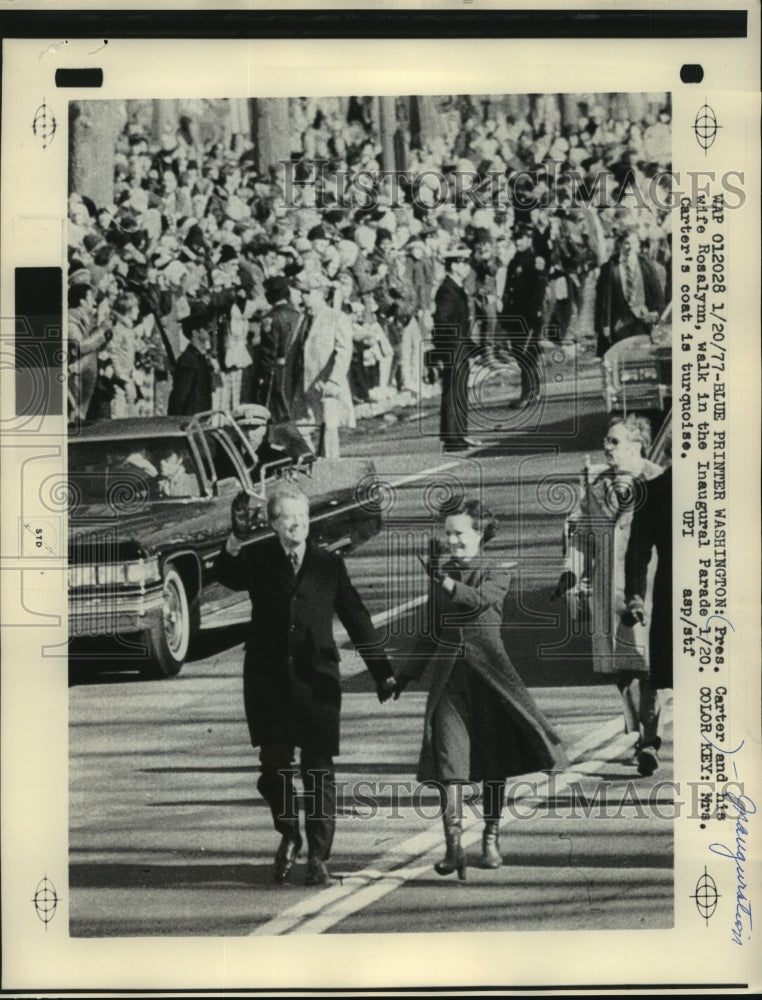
[68,585,164,638]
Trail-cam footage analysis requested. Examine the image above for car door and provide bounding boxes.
[195,427,269,627]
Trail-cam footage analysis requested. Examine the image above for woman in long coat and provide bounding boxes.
[557,413,664,775]
[397,500,568,880]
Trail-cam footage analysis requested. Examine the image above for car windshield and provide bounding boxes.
[69,436,202,505]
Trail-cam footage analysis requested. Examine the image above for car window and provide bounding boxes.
[203,431,245,494]
[68,437,201,504]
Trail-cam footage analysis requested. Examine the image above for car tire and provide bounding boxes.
[143,567,191,678]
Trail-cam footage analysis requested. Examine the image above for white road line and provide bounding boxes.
[384,457,462,487]
[250,721,637,937]
[566,715,626,763]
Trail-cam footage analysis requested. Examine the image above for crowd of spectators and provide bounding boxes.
[67,94,673,438]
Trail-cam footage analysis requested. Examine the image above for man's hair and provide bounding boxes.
[68,283,92,309]
[267,481,310,521]
[608,413,652,456]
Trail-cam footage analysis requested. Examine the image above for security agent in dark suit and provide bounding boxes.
[214,483,398,886]
[167,308,215,416]
[431,244,480,452]
[500,223,546,408]
[256,276,305,422]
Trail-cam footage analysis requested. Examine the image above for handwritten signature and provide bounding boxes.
[706,740,754,946]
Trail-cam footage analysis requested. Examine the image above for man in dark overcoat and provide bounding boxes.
[594,228,666,357]
[255,275,304,421]
[500,224,546,407]
[431,245,479,452]
[167,309,215,416]
[214,482,397,886]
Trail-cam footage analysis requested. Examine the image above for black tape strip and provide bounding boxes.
[15,267,63,417]
[55,68,103,88]
[0,9,749,38]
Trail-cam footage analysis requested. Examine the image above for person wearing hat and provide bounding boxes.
[167,307,216,416]
[256,276,306,422]
[431,245,480,452]
[500,224,546,407]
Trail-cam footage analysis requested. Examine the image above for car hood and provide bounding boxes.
[68,498,230,561]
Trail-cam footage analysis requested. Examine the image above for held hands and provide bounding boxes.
[376,675,399,704]
[392,674,411,701]
[380,672,411,702]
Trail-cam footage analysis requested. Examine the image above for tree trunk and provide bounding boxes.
[252,98,291,177]
[411,95,437,151]
[69,101,125,206]
[152,99,179,143]
[377,95,397,173]
[561,94,581,131]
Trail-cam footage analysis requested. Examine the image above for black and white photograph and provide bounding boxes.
[64,88,676,938]
[0,12,759,996]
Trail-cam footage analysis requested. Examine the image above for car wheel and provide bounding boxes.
[143,567,191,678]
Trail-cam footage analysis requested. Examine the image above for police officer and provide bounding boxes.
[501,224,546,408]
[431,244,481,452]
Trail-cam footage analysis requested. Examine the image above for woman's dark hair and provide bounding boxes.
[442,499,498,545]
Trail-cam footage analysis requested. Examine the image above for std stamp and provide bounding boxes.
[20,517,62,559]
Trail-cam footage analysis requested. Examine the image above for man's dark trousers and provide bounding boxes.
[257,742,336,861]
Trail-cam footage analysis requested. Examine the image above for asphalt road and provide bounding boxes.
[68,354,675,938]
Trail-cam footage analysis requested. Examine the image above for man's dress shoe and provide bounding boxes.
[305,857,338,887]
[273,832,302,883]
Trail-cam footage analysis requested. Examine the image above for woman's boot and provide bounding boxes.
[434,782,466,881]
[480,780,504,869]
[480,820,502,869]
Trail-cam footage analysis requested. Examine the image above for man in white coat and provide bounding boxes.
[294,271,355,459]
